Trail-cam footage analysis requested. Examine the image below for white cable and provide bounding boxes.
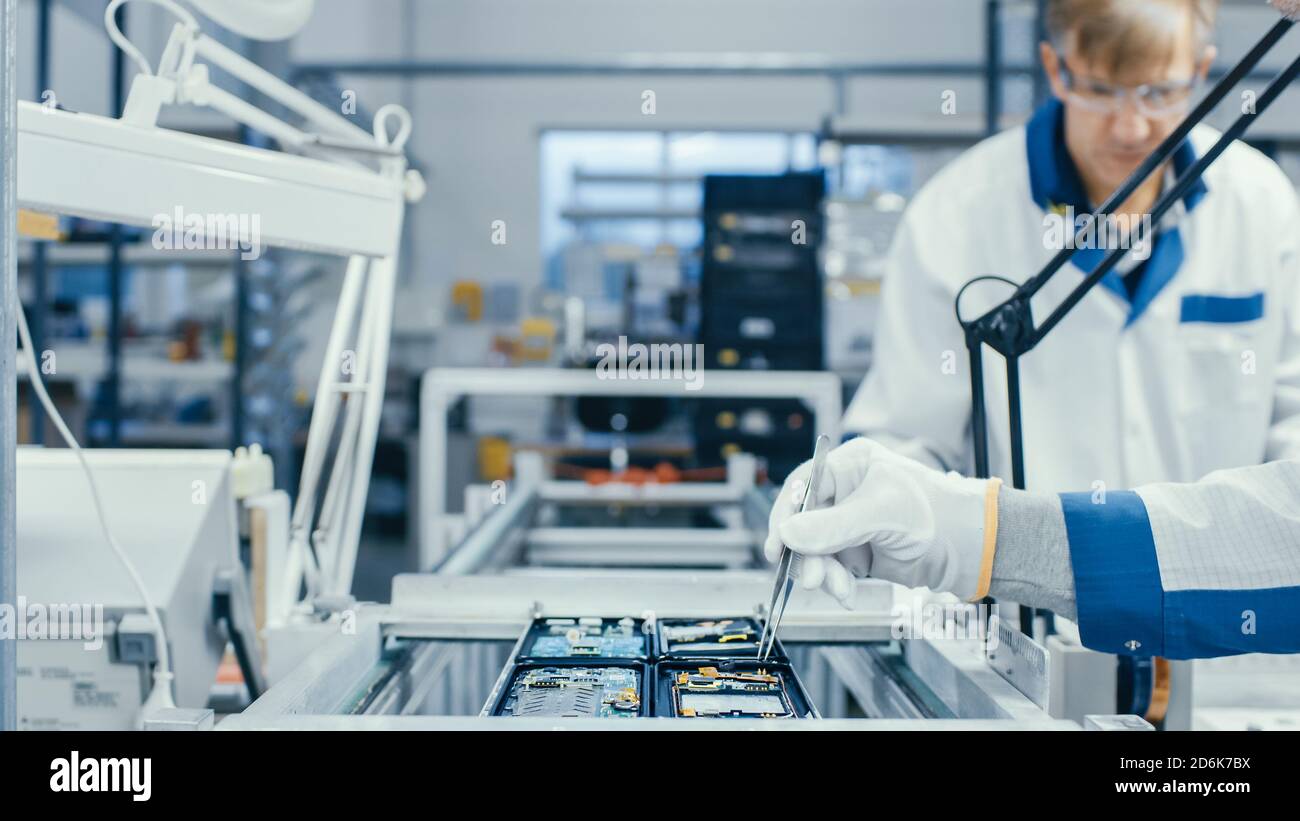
[104,0,199,78]
[15,300,175,717]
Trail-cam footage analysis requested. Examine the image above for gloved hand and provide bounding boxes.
[763,438,1000,605]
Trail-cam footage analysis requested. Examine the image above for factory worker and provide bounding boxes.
[842,0,1300,494]
[766,438,1300,660]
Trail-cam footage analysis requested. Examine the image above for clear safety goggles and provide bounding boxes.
[1057,54,1203,118]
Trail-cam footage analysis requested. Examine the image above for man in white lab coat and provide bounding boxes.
[843,0,1300,494]
[777,0,1300,710]
[766,437,1300,660]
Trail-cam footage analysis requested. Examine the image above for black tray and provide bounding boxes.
[654,659,815,719]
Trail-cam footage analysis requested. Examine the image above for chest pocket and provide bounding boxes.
[1176,292,1267,413]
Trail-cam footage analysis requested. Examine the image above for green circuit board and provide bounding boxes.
[500,666,642,718]
[527,617,645,658]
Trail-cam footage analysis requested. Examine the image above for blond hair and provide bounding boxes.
[1046,0,1219,79]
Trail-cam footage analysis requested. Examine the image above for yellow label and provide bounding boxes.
[18,210,61,240]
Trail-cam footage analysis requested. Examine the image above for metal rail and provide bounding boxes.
[0,0,15,733]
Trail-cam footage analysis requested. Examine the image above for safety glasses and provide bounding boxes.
[1056,52,1204,118]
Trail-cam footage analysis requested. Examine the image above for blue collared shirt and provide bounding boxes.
[1025,97,1207,325]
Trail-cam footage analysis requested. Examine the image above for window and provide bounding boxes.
[540,130,819,269]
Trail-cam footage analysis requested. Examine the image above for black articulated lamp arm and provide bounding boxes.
[1017,15,1297,308]
[958,5,1298,635]
[961,12,1299,484]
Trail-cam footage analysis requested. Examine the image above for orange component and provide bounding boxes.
[477,436,512,482]
[18,209,61,240]
[582,462,683,486]
[451,280,484,322]
[215,652,244,684]
[519,317,556,362]
[1145,657,1172,725]
[653,462,681,483]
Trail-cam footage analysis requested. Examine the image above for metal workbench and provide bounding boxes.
[230,574,1082,730]
[235,450,1132,730]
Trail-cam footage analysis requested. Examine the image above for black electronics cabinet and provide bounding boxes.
[696,172,825,482]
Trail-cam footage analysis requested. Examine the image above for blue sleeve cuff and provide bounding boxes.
[1059,490,1164,657]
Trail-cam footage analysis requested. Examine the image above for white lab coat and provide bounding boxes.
[845,100,1300,492]
[1061,458,1300,658]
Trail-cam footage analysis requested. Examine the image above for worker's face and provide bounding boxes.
[1041,25,1214,203]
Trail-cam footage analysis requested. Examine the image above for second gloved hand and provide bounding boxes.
[763,438,1000,605]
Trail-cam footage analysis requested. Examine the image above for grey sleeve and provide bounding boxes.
[989,485,1078,620]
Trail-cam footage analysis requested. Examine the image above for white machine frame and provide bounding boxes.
[15,449,247,728]
[418,367,844,566]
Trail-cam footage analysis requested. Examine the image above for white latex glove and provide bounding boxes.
[764,438,1000,605]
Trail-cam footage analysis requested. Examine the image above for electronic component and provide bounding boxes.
[522,616,648,660]
[493,664,644,718]
[658,617,777,658]
[697,173,825,479]
[656,660,814,719]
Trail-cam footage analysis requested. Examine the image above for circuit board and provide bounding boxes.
[667,665,797,719]
[525,616,646,659]
[497,665,643,718]
[658,617,761,657]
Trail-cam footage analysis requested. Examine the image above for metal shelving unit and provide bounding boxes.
[18,1,276,453]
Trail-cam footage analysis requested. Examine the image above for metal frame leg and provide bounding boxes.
[1,0,17,733]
